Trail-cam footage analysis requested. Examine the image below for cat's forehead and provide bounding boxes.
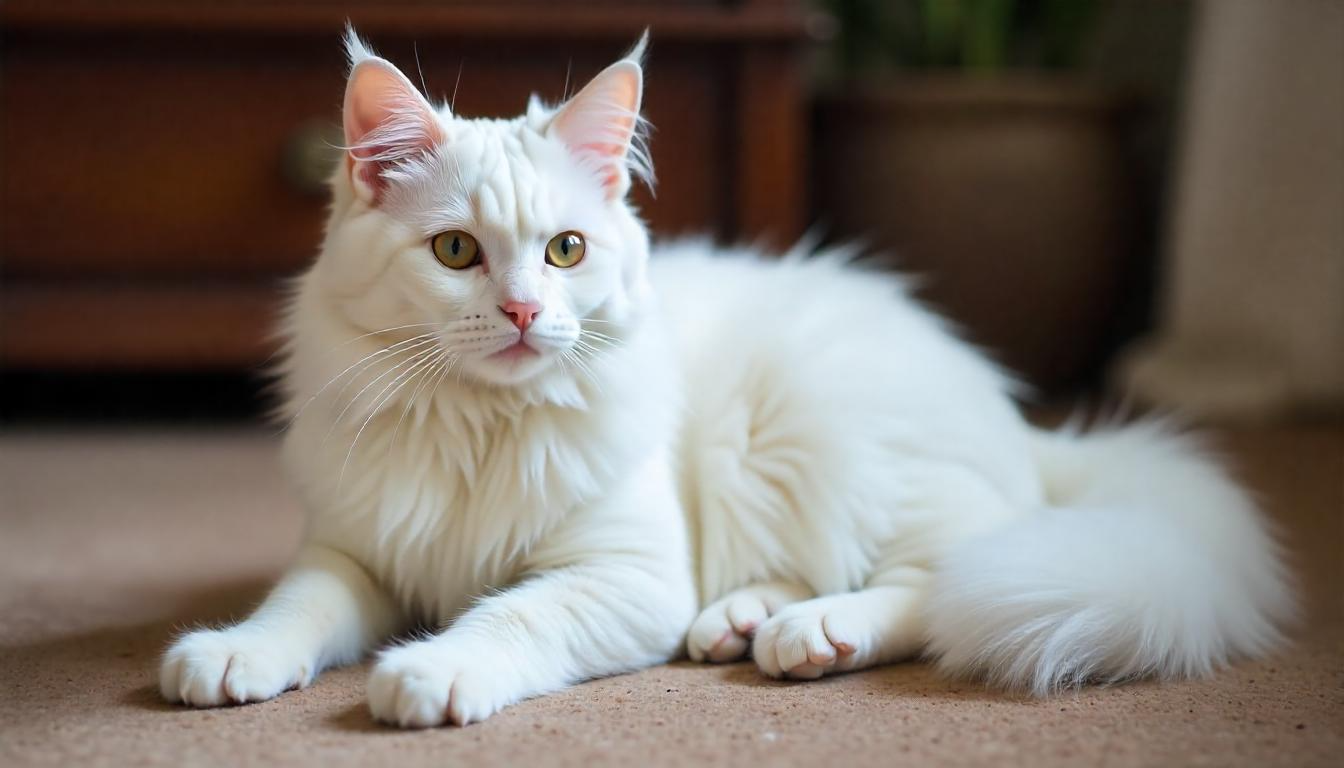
[386,112,589,240]
[453,120,546,224]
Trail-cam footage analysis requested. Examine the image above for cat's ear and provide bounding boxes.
[547,34,652,200]
[341,27,445,203]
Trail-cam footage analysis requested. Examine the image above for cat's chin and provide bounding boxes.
[462,350,560,387]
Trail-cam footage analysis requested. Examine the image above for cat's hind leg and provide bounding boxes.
[160,543,403,706]
[686,581,812,662]
[750,569,929,680]
[751,462,1023,680]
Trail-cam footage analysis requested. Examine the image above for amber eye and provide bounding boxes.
[545,231,586,268]
[430,230,481,270]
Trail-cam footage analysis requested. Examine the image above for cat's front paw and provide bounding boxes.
[752,601,864,680]
[367,641,515,728]
[160,628,313,707]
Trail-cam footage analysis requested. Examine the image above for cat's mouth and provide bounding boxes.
[490,339,540,362]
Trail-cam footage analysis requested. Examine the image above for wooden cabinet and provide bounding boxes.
[0,1,810,369]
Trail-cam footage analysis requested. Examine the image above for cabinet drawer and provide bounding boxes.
[0,33,727,280]
[0,281,281,369]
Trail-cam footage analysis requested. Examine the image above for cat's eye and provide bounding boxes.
[545,231,586,269]
[431,230,481,270]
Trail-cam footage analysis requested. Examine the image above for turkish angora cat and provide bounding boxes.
[160,30,1292,727]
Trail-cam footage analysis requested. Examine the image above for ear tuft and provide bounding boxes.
[547,38,654,200]
[343,23,376,69]
[624,28,650,67]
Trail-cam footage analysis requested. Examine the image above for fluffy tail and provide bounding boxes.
[923,419,1294,695]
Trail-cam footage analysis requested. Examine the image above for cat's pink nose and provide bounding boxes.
[499,300,541,332]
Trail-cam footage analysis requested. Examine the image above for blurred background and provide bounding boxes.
[0,0,1340,421]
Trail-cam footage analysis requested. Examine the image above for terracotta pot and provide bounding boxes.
[814,78,1134,394]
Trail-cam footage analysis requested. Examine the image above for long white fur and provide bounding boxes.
[159,29,1293,725]
[925,421,1294,694]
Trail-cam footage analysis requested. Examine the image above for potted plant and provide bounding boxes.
[812,0,1133,394]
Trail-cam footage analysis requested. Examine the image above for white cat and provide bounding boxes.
[159,30,1293,727]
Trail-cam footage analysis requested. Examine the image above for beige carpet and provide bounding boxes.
[1,424,1340,767]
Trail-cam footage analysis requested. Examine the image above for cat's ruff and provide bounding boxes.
[158,29,1293,727]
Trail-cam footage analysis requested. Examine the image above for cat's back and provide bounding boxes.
[647,240,1017,432]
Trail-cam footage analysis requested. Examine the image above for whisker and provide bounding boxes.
[579,326,623,356]
[337,349,444,493]
[576,358,602,392]
[559,348,580,379]
[284,332,439,432]
[330,335,440,407]
[555,345,577,381]
[573,337,607,360]
[562,347,602,393]
[318,323,442,357]
[385,355,447,462]
[450,60,464,112]
[256,319,437,371]
[577,332,618,347]
[320,343,440,451]
[454,350,467,385]
[581,330,620,346]
[426,353,454,418]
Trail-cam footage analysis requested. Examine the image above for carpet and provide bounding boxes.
[1,423,1340,767]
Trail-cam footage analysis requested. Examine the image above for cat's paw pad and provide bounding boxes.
[752,603,861,680]
[688,593,774,663]
[367,642,510,728]
[160,629,311,707]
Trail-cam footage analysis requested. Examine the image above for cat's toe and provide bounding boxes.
[368,643,508,728]
[687,594,768,663]
[687,623,746,663]
[160,634,226,706]
[752,605,855,680]
[368,660,448,728]
[160,629,307,707]
[687,615,747,663]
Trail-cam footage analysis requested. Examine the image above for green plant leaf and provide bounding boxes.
[962,0,1015,72]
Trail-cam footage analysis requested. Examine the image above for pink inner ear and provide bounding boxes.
[578,141,628,157]
[579,141,627,189]
[347,146,393,192]
[343,59,443,201]
[549,61,642,198]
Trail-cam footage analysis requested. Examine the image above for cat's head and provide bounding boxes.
[314,27,653,389]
